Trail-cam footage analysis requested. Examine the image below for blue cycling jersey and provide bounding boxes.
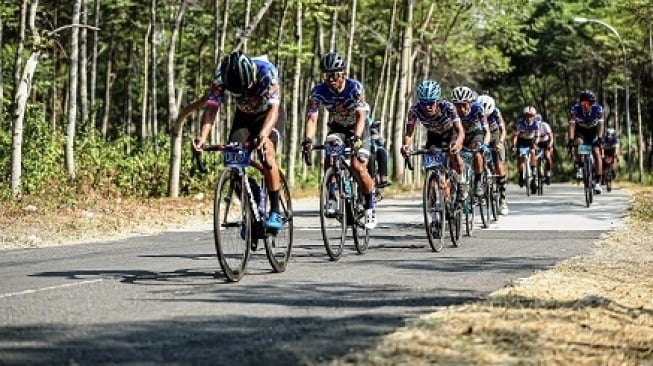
[209,58,281,114]
[569,103,604,129]
[486,107,505,132]
[307,78,366,128]
[514,117,541,139]
[406,100,461,135]
[459,102,487,134]
[604,135,619,149]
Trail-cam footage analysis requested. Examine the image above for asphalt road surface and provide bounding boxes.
[0,183,629,365]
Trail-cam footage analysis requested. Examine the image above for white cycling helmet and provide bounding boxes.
[477,94,495,115]
[451,86,475,103]
[523,105,537,116]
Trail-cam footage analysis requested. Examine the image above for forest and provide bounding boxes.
[1,0,652,201]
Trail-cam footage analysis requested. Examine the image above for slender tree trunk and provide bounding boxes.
[213,0,231,143]
[79,0,88,129]
[141,23,150,138]
[167,1,187,198]
[345,0,357,75]
[394,0,413,181]
[11,0,41,197]
[275,0,289,68]
[233,0,275,52]
[65,0,81,179]
[90,0,99,133]
[101,32,114,139]
[126,39,134,141]
[242,0,251,51]
[329,6,337,52]
[13,0,28,101]
[51,3,58,131]
[0,5,4,108]
[375,0,397,123]
[637,82,643,182]
[288,0,302,188]
[150,0,158,137]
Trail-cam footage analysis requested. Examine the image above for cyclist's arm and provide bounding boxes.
[304,112,318,141]
[453,120,464,149]
[353,109,366,138]
[403,123,415,147]
[498,115,507,142]
[568,113,575,141]
[259,103,280,140]
[197,105,219,146]
[512,125,519,147]
[482,123,491,145]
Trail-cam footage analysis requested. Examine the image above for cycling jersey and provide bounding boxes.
[307,79,367,128]
[208,58,281,114]
[569,103,604,129]
[604,135,619,150]
[406,100,461,134]
[538,121,552,142]
[514,117,540,140]
[486,107,505,133]
[459,102,487,135]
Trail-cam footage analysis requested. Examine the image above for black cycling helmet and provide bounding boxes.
[320,52,346,72]
[579,89,596,103]
[220,51,256,94]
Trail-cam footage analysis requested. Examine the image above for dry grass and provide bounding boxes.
[336,183,653,365]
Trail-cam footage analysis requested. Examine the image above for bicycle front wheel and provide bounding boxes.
[214,170,250,282]
[478,174,488,229]
[537,160,544,196]
[264,172,293,273]
[584,157,593,207]
[489,176,499,222]
[349,173,370,255]
[423,170,445,252]
[320,167,346,261]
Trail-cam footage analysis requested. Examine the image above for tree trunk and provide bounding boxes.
[65,0,81,179]
[233,0,275,52]
[275,0,289,68]
[167,1,187,198]
[150,0,158,137]
[345,0,357,75]
[141,22,150,139]
[394,0,413,181]
[13,0,28,100]
[90,0,99,132]
[288,0,302,188]
[376,0,397,130]
[242,0,251,52]
[79,0,88,129]
[637,82,643,182]
[101,32,114,139]
[0,7,4,107]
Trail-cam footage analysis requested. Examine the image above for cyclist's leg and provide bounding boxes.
[491,132,508,212]
[573,133,585,180]
[375,146,391,186]
[465,133,484,195]
[516,138,529,186]
[346,127,377,228]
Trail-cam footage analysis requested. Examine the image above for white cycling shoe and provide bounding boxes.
[364,209,377,229]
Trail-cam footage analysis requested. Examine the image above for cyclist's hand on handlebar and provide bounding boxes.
[401,144,411,157]
[495,141,504,152]
[301,137,313,153]
[349,135,363,150]
[192,138,204,153]
[255,134,269,148]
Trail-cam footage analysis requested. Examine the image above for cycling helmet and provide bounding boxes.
[476,94,495,115]
[416,80,441,101]
[579,89,596,103]
[320,52,346,72]
[523,105,537,116]
[606,128,616,137]
[451,86,474,103]
[220,51,256,94]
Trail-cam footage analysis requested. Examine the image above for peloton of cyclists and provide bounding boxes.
[401,80,466,204]
[536,115,555,185]
[451,86,491,197]
[301,51,378,229]
[512,106,541,193]
[476,94,509,215]
[567,89,604,194]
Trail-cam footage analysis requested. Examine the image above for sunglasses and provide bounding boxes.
[419,100,437,107]
[322,71,344,80]
[580,101,591,108]
[525,114,536,118]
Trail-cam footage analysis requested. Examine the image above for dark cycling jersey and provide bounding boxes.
[459,102,487,135]
[486,108,505,133]
[406,100,461,135]
[569,103,604,129]
[307,79,366,127]
[207,58,281,114]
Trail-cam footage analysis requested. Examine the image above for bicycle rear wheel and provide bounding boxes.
[478,174,488,229]
[349,172,370,254]
[214,170,250,282]
[583,157,593,207]
[465,186,475,237]
[423,170,445,252]
[264,172,293,273]
[489,176,499,222]
[537,160,544,196]
[320,167,346,261]
[524,165,531,197]
[605,166,613,192]
[449,204,462,247]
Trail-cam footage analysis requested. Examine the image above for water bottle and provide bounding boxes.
[344,178,352,196]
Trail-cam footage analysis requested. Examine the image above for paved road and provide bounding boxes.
[0,184,629,365]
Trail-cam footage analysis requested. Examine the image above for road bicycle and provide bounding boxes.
[304,134,370,261]
[459,147,477,237]
[517,146,538,196]
[193,141,293,282]
[367,130,388,203]
[577,143,595,207]
[535,148,545,196]
[481,145,499,225]
[602,152,616,192]
[405,147,462,250]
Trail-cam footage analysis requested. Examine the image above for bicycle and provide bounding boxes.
[481,145,499,225]
[303,134,370,261]
[367,135,386,203]
[577,143,594,207]
[193,141,293,282]
[405,147,462,250]
[459,147,477,237]
[602,152,616,192]
[535,148,545,196]
[517,146,536,197]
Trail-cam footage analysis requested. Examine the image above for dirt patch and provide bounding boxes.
[336,183,653,365]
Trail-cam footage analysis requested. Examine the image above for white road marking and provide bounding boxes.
[0,279,104,300]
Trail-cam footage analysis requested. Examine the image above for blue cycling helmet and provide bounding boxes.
[416,80,441,101]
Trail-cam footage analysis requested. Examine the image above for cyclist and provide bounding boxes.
[301,51,377,229]
[451,86,491,197]
[401,80,465,204]
[567,89,604,194]
[477,94,509,215]
[511,106,540,193]
[192,51,284,230]
[536,115,554,185]
[602,127,620,183]
[367,113,392,188]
